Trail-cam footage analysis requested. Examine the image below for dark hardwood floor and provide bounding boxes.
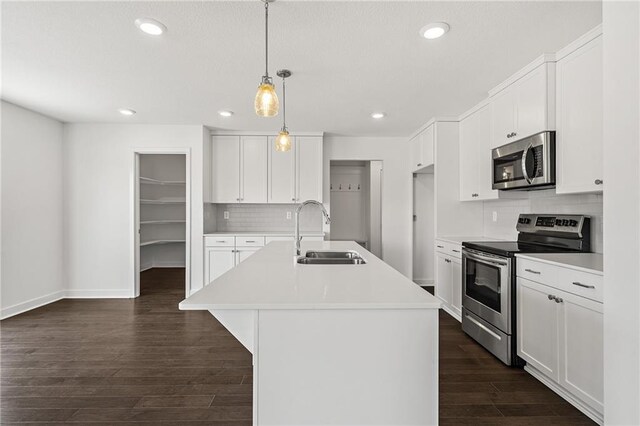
[1,268,595,424]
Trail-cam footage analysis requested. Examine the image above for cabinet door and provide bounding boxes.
[450,258,462,316]
[268,137,296,203]
[419,125,434,168]
[237,247,260,264]
[240,136,268,203]
[211,136,240,203]
[296,136,323,202]
[409,135,422,171]
[459,112,479,201]
[556,36,603,194]
[490,87,517,148]
[475,106,499,200]
[517,278,559,381]
[435,253,452,306]
[516,63,553,140]
[205,248,236,285]
[558,290,604,414]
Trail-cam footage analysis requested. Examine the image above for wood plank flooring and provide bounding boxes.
[1,268,595,424]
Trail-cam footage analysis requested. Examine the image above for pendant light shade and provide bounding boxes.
[255,0,279,117]
[275,69,292,152]
[255,78,279,117]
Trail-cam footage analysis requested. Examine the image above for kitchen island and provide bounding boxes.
[179,241,441,425]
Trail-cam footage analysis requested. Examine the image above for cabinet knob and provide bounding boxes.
[292,198,296,201]
[554,297,563,304]
[417,163,422,167]
[594,179,603,185]
[548,294,555,301]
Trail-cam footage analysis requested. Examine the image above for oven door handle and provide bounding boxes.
[521,143,533,184]
[463,251,509,268]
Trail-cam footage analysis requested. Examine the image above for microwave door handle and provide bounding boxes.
[521,144,533,184]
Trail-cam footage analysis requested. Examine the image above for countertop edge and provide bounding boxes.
[178,301,442,311]
[515,253,603,276]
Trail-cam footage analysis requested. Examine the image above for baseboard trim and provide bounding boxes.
[140,261,185,272]
[65,289,132,299]
[414,279,434,286]
[1,290,65,320]
[524,365,603,425]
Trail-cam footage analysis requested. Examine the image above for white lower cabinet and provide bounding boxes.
[516,259,603,424]
[205,247,236,284]
[435,239,462,321]
[236,247,260,264]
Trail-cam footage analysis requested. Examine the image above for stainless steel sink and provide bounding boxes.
[296,257,366,265]
[304,250,362,259]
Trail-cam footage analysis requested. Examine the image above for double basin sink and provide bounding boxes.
[296,250,366,265]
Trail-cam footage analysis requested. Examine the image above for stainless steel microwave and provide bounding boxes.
[491,131,555,190]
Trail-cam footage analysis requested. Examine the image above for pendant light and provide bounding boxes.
[254,0,279,117]
[275,69,292,152]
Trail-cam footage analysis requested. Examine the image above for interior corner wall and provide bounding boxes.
[1,101,65,318]
[62,124,205,298]
[603,1,640,424]
[323,136,412,277]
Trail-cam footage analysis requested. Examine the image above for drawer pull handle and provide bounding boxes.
[452,249,460,253]
[437,245,444,248]
[548,294,555,301]
[554,297,563,304]
[216,240,226,243]
[572,281,595,289]
[525,268,541,274]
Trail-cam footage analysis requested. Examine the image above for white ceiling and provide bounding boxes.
[1,1,601,136]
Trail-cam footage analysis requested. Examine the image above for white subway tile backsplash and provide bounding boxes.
[205,204,324,233]
[482,192,603,253]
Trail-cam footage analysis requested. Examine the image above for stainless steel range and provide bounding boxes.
[461,214,591,366]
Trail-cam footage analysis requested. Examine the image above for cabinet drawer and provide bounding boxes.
[236,236,266,247]
[435,240,462,259]
[204,236,235,247]
[517,258,603,303]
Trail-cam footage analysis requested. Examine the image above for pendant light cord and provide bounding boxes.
[264,0,269,78]
[282,76,286,130]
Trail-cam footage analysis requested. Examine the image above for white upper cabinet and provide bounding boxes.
[212,136,241,203]
[211,136,267,203]
[240,136,268,203]
[490,61,556,148]
[556,32,603,194]
[410,124,434,172]
[296,136,323,202]
[459,104,498,201]
[268,137,296,203]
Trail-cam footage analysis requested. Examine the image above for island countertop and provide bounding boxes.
[179,241,441,310]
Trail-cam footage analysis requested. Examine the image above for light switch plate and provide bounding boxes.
[224,211,229,220]
[286,211,292,220]
[492,211,498,222]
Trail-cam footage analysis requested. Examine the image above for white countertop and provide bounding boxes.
[437,235,502,245]
[180,241,441,310]
[516,253,603,275]
[204,231,325,236]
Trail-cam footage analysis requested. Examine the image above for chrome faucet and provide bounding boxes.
[295,200,330,256]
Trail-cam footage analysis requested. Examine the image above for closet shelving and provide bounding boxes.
[140,176,186,186]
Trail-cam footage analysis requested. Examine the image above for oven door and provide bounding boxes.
[492,131,555,190]
[462,249,512,334]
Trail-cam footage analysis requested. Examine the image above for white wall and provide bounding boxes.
[63,124,205,297]
[603,1,640,424]
[1,101,65,318]
[323,136,412,277]
[482,191,604,253]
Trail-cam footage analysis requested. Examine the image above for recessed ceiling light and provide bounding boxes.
[218,110,234,117]
[135,18,167,36]
[118,108,136,116]
[420,22,450,40]
[371,112,385,119]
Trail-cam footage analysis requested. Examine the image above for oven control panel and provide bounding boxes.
[516,214,588,234]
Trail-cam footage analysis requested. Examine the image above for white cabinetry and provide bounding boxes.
[516,257,603,424]
[296,137,323,202]
[204,235,266,285]
[490,61,555,148]
[409,125,434,173]
[211,136,267,203]
[459,104,498,201]
[268,138,296,203]
[435,239,463,320]
[205,247,236,283]
[556,31,603,194]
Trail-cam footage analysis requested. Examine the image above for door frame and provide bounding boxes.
[132,148,192,298]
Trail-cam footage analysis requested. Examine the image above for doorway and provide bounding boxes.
[134,151,191,298]
[329,160,383,258]
[413,172,435,291]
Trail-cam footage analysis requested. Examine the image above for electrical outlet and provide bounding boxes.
[492,211,498,222]
[224,211,229,220]
[286,211,292,220]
